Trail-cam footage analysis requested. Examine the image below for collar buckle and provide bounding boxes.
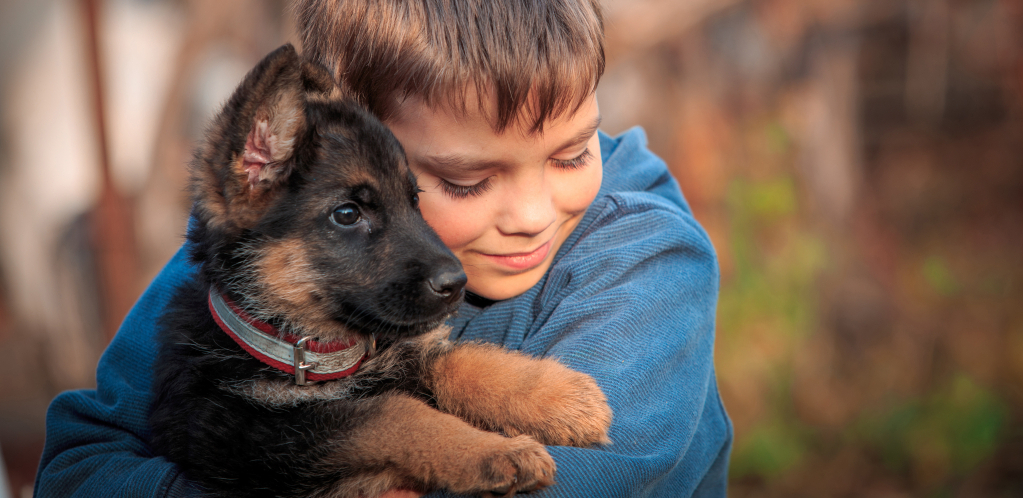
[293,336,319,386]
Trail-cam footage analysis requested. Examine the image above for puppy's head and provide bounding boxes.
[188,44,465,342]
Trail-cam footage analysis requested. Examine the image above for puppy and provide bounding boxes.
[149,44,612,498]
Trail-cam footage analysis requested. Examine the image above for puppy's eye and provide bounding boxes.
[412,192,420,207]
[331,204,361,226]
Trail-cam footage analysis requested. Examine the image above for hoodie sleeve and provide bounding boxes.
[35,246,204,498]
[523,193,731,498]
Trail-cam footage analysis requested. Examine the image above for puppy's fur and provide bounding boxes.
[149,44,612,498]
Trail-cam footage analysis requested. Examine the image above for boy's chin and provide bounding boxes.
[466,264,550,302]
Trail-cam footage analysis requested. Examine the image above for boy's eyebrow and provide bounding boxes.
[555,115,602,152]
[420,154,502,173]
[420,115,603,173]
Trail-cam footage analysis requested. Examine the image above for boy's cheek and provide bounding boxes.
[415,189,484,252]
[567,166,602,213]
[556,141,603,215]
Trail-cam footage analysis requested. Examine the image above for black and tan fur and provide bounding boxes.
[149,44,611,498]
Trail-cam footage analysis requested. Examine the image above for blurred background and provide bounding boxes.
[0,0,1019,496]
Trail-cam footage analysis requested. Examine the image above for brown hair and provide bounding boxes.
[295,0,604,133]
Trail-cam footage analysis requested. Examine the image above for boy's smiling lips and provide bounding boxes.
[477,238,554,272]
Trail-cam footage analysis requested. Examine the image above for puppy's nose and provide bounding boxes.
[428,268,467,304]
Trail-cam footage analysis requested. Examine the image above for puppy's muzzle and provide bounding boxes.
[428,267,467,305]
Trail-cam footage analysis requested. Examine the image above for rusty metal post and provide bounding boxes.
[82,0,140,342]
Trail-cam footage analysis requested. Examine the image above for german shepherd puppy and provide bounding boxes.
[149,44,612,498]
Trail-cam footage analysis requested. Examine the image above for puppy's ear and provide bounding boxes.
[235,44,305,195]
[300,58,339,96]
[193,44,324,230]
[230,46,347,194]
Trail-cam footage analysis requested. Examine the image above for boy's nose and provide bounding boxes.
[498,178,557,236]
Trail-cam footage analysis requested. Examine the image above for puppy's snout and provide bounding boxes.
[427,267,467,304]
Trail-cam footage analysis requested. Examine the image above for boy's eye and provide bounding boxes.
[550,148,594,170]
[439,177,493,200]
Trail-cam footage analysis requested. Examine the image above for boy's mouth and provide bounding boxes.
[479,239,554,272]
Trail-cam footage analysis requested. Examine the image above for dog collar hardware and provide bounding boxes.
[208,289,371,385]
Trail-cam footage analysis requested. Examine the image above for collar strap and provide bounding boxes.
[208,289,372,385]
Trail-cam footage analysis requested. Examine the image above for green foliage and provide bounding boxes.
[731,418,809,478]
[720,177,825,338]
[922,256,959,296]
[718,174,824,478]
[717,171,1010,488]
[850,374,1007,478]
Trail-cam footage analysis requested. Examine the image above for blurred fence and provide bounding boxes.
[0,0,1020,496]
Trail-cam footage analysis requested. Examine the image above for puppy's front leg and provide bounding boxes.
[338,393,555,498]
[426,343,612,447]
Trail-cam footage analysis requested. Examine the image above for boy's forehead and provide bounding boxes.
[390,87,599,139]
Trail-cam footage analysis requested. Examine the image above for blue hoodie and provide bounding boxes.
[35,128,732,497]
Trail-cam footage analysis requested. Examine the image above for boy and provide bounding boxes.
[35,0,732,496]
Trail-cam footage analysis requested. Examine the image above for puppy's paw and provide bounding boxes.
[481,435,556,497]
[448,435,555,497]
[430,344,612,448]
[510,368,613,447]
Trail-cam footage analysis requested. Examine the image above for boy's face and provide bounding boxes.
[386,93,603,301]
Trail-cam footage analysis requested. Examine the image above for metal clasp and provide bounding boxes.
[293,336,319,386]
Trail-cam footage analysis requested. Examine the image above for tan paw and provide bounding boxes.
[447,435,556,497]
[429,344,613,449]
[491,367,611,448]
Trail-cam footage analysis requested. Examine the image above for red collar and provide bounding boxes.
[207,289,372,385]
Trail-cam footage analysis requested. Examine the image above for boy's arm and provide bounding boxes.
[532,197,732,497]
[35,246,203,498]
[530,197,731,497]
[484,196,731,498]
